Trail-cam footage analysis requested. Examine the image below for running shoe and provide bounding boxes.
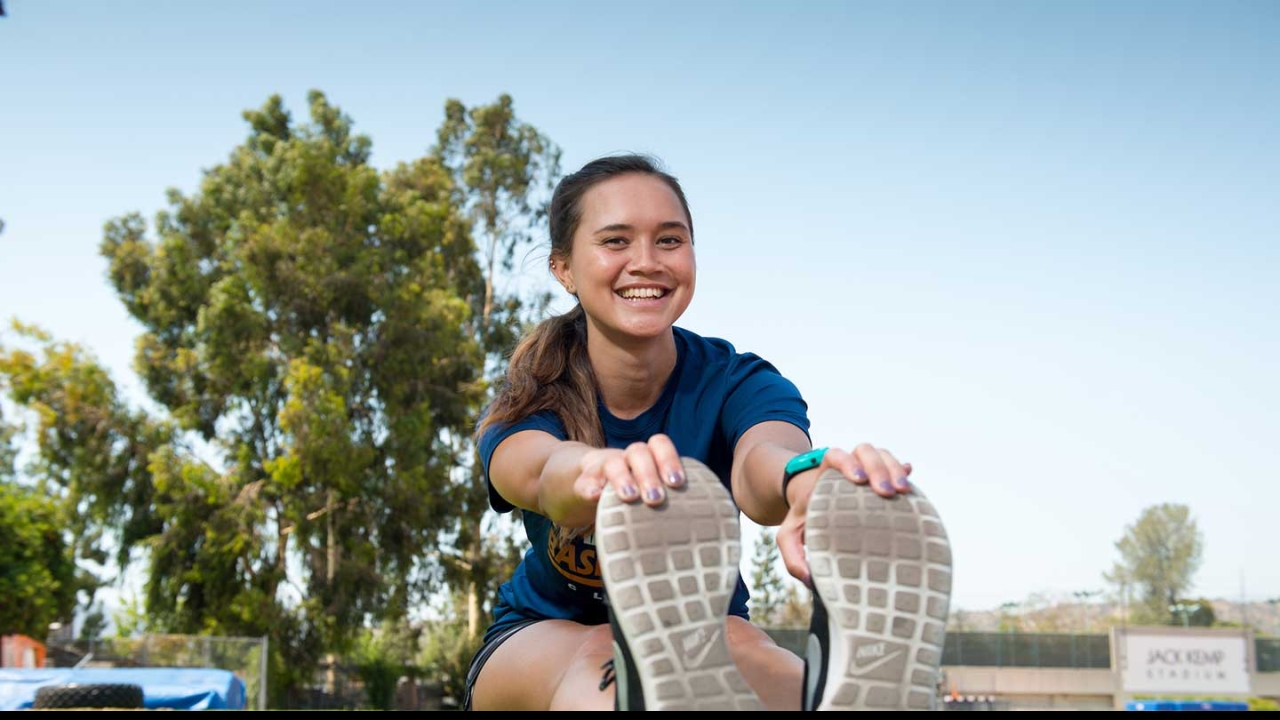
[802,472,952,710]
[596,457,764,711]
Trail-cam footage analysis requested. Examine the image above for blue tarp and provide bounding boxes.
[0,667,247,710]
[1125,699,1249,711]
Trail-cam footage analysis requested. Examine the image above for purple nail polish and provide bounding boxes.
[622,484,639,499]
[646,487,664,503]
[668,470,685,487]
[854,469,869,482]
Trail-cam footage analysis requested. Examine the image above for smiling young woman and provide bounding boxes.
[463,154,952,711]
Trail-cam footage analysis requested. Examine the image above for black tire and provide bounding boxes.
[33,683,145,709]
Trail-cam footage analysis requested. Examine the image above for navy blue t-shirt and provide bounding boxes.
[477,326,811,642]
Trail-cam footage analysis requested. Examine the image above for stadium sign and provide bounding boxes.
[1119,630,1251,694]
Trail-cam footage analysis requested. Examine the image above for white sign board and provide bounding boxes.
[1122,633,1250,694]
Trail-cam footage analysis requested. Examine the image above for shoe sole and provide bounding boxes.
[805,471,952,710]
[596,457,763,711]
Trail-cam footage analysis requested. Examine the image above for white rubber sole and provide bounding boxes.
[595,457,763,711]
[805,471,952,710]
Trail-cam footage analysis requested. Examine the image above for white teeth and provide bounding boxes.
[618,288,666,299]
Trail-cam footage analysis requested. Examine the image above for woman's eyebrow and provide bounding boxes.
[594,221,690,233]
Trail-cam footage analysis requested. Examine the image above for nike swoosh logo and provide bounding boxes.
[684,628,722,669]
[850,649,905,677]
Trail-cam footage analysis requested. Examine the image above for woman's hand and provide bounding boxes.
[574,433,687,507]
[775,444,913,584]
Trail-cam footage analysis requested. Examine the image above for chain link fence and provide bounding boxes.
[1257,637,1280,673]
[943,632,1111,668]
[764,629,1112,669]
[62,634,268,710]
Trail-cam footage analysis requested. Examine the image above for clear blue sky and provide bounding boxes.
[1,1,1277,618]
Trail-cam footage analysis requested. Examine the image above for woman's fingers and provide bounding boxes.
[603,453,641,502]
[575,465,606,500]
[625,441,666,506]
[583,437,686,507]
[879,448,910,492]
[852,443,901,497]
[574,451,609,501]
[822,447,868,485]
[648,434,686,488]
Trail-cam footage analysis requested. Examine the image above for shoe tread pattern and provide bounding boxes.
[597,457,763,711]
[806,471,952,711]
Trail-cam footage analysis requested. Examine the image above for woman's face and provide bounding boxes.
[553,173,695,342]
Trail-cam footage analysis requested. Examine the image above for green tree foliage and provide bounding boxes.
[0,403,17,481]
[350,618,421,710]
[93,90,488,700]
[78,601,108,643]
[0,323,169,620]
[0,405,77,636]
[1104,503,1204,625]
[419,611,480,705]
[747,528,811,628]
[1168,597,1216,627]
[749,528,787,627]
[0,483,76,637]
[432,94,562,640]
[0,91,561,705]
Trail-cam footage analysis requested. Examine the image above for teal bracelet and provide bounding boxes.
[781,447,828,508]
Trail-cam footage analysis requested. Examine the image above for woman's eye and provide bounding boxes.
[603,236,627,246]
[658,236,685,246]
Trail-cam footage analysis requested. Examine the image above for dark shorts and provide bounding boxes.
[462,618,543,711]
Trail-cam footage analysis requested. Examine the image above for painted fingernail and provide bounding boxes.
[646,487,665,503]
[877,481,894,494]
[668,470,685,487]
[895,476,911,490]
[854,469,869,482]
[621,484,639,499]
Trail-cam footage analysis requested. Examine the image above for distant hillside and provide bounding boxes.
[947,596,1280,635]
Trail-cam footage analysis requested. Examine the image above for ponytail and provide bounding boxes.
[477,304,603,447]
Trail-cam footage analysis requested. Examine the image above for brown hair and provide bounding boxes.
[476,154,693,446]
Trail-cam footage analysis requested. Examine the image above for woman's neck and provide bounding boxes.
[586,325,678,421]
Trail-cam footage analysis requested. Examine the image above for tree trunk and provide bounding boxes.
[326,489,338,694]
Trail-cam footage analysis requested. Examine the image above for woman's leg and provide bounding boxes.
[470,619,615,711]
[727,615,804,711]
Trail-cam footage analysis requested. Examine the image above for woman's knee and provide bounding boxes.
[474,621,615,711]
[727,617,804,711]
[548,624,616,710]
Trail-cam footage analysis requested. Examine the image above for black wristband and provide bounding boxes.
[781,471,798,509]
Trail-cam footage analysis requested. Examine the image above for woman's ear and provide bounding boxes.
[550,257,576,295]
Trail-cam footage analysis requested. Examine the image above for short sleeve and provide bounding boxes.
[718,353,811,452]
[477,409,567,513]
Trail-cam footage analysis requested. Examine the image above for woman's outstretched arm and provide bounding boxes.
[490,432,685,528]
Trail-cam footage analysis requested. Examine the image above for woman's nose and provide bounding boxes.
[627,241,659,272]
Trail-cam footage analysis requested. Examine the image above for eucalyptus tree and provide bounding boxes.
[98,91,486,697]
